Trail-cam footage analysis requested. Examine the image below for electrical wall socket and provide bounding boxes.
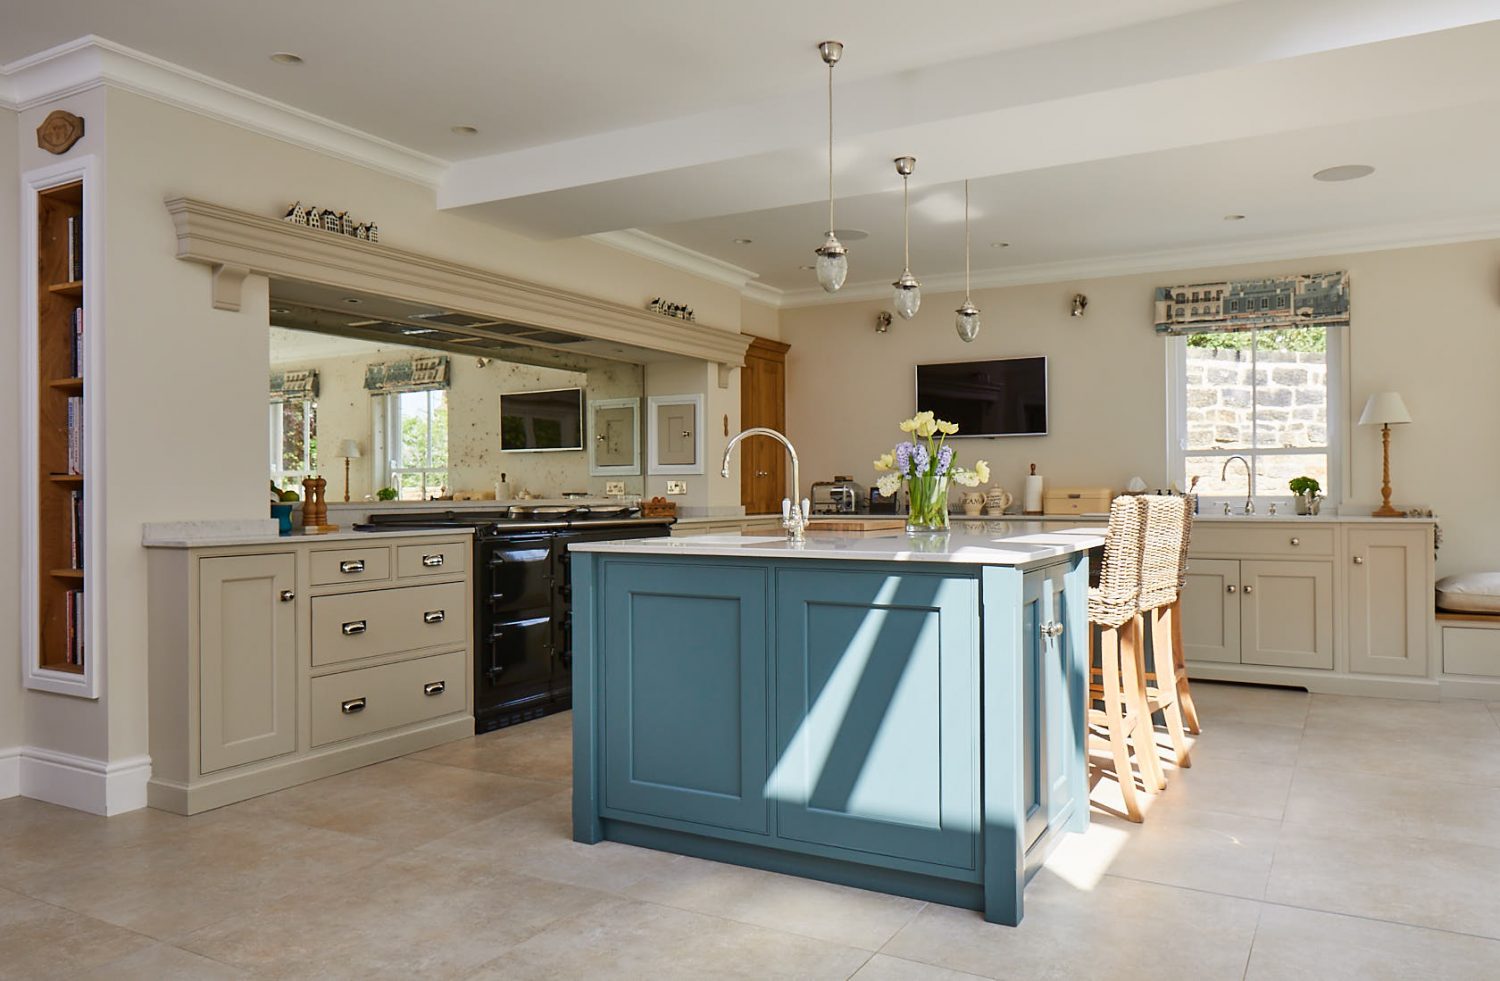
[665,480,688,495]
[604,480,626,496]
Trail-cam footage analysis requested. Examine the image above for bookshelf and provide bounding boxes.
[36,179,87,677]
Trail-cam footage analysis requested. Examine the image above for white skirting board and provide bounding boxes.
[16,747,151,815]
[0,747,19,800]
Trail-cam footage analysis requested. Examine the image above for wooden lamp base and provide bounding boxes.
[1372,423,1403,518]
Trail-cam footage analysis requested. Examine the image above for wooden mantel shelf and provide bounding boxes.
[163,197,752,375]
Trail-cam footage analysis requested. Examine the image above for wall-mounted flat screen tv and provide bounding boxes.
[500,388,584,451]
[914,357,1048,437]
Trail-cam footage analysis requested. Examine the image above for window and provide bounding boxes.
[1169,324,1342,505]
[381,390,448,500]
[270,398,316,491]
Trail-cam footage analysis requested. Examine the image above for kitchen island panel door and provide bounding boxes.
[602,562,770,833]
[774,569,980,872]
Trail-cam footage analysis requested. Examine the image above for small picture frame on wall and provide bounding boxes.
[588,398,641,476]
[647,394,704,475]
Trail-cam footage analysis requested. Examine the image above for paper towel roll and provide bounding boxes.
[1023,474,1044,515]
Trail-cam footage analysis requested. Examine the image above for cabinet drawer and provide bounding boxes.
[1191,525,1334,558]
[1442,626,1500,678]
[310,546,391,586]
[397,541,468,579]
[311,581,466,666]
[311,650,467,747]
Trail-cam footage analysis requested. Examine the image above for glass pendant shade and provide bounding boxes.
[893,270,921,319]
[815,233,848,292]
[955,301,980,342]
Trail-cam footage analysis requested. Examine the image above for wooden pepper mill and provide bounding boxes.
[301,475,335,533]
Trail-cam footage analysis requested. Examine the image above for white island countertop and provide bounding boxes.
[143,520,473,548]
[571,524,1104,566]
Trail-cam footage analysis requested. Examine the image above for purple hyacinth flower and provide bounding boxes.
[894,441,913,474]
[936,445,954,476]
[912,443,931,474]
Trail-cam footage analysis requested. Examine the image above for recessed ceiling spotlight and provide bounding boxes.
[831,228,869,242]
[1313,164,1375,182]
[270,307,292,315]
[341,297,362,305]
[269,52,304,65]
[989,241,1010,249]
[451,125,478,135]
[1223,214,1246,221]
[733,237,753,245]
[798,264,816,271]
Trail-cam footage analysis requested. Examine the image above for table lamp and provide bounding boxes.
[1358,392,1411,518]
[337,439,362,503]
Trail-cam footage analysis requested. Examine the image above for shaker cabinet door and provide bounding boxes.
[1347,527,1429,677]
[774,568,980,871]
[199,553,297,773]
[1240,560,1334,670]
[601,562,770,833]
[1181,559,1241,664]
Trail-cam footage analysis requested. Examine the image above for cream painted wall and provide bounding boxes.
[10,87,750,769]
[740,297,781,341]
[782,240,1500,578]
[1,107,21,757]
[271,342,644,500]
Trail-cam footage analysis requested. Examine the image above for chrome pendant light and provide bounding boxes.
[813,41,847,293]
[955,179,981,342]
[891,156,921,319]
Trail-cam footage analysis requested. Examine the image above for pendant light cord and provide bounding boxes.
[827,62,835,236]
[903,176,910,270]
[964,180,972,301]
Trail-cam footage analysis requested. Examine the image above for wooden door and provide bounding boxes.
[199,553,297,773]
[1181,558,1242,664]
[1240,559,1334,669]
[774,568,980,871]
[1347,527,1429,677]
[740,336,790,514]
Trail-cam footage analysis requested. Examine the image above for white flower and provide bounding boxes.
[952,469,981,487]
[876,472,903,498]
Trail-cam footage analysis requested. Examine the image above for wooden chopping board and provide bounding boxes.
[807,518,907,533]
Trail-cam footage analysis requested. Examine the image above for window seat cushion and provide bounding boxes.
[1436,572,1500,614]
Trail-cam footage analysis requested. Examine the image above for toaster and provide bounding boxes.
[810,476,865,515]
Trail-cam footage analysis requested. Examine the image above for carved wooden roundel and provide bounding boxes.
[37,110,85,155]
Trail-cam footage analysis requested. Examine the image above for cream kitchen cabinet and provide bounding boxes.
[1182,517,1437,697]
[1181,557,1334,670]
[147,530,474,814]
[1346,526,1431,677]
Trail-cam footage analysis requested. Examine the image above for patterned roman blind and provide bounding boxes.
[269,368,318,402]
[1153,271,1349,335]
[363,355,450,395]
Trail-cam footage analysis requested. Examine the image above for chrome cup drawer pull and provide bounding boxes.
[423,610,446,624]
[421,553,444,567]
[341,697,366,714]
[341,620,368,636]
[424,681,446,697]
[339,559,366,574]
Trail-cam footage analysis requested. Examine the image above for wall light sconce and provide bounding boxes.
[1071,294,1088,317]
[875,311,893,333]
[476,357,492,368]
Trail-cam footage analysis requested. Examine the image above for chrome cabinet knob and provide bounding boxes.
[1226,584,1238,594]
[280,589,295,602]
[1353,555,1365,565]
[1041,621,1065,638]
[1242,585,1254,595]
[1290,537,1300,546]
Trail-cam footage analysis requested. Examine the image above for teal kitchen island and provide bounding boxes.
[569,525,1103,925]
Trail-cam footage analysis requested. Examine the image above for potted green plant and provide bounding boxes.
[376,487,398,501]
[1288,475,1322,515]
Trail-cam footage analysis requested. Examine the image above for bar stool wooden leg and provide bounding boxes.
[1096,624,1144,823]
[1120,617,1167,793]
[1150,609,1192,770]
[1167,600,1201,734]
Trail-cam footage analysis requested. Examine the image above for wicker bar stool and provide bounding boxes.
[1167,497,1201,734]
[1136,495,1193,782]
[1087,496,1162,823]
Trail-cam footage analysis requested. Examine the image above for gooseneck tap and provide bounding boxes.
[721,427,809,543]
[1221,455,1254,515]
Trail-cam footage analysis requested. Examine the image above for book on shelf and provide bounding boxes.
[66,214,83,282]
[65,588,84,667]
[69,489,83,569]
[66,395,84,475]
[71,308,84,377]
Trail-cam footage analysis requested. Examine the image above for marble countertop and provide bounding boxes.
[142,520,473,548]
[571,524,1104,566]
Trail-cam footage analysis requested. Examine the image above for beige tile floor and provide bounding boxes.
[3,684,1500,979]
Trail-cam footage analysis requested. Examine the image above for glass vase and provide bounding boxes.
[905,474,951,534]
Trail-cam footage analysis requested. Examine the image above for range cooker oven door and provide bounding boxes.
[476,533,557,730]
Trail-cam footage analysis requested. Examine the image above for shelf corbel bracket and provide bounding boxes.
[210,263,251,312]
[717,363,737,389]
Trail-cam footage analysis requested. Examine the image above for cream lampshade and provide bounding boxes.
[337,440,362,502]
[1358,392,1411,517]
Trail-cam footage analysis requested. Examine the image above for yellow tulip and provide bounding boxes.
[935,419,959,435]
[974,460,991,484]
[873,452,895,472]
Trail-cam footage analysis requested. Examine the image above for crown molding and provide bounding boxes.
[1,36,446,187]
[589,228,762,290]
[772,213,1500,308]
